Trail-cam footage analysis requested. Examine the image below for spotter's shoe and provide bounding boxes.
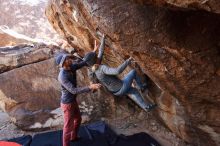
[70,137,81,142]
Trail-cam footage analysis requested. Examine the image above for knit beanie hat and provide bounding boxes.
[55,53,71,67]
[83,52,97,66]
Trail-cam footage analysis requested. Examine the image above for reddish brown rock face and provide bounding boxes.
[135,0,220,14]
[45,0,220,145]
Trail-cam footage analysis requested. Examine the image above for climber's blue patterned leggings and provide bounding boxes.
[114,69,150,109]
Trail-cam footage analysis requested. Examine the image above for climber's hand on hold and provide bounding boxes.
[96,28,104,38]
[93,40,98,52]
[128,57,138,68]
[127,57,134,64]
[102,33,105,39]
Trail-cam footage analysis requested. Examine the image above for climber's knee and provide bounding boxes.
[130,69,136,74]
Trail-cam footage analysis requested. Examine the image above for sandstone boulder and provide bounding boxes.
[0,43,116,130]
[0,44,57,73]
[0,30,30,46]
[0,43,63,130]
[46,0,220,145]
[0,58,61,129]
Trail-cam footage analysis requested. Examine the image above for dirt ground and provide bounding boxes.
[0,109,191,146]
[105,111,192,146]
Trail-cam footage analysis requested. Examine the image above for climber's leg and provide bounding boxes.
[114,69,147,96]
[122,69,146,90]
[115,70,136,95]
[126,87,156,112]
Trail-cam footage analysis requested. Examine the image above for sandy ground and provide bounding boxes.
[0,109,191,146]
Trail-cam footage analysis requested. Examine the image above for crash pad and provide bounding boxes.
[5,121,161,146]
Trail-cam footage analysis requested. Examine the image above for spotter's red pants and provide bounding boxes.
[61,100,81,146]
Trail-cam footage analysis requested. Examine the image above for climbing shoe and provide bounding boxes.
[140,83,148,93]
[145,104,157,112]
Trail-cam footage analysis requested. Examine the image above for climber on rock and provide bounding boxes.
[83,33,106,67]
[56,53,101,146]
[83,34,156,112]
